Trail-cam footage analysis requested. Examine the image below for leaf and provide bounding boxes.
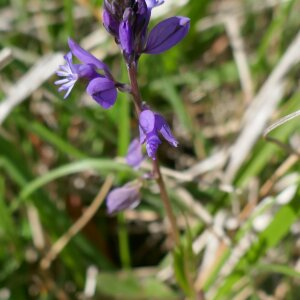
[97,272,178,299]
[173,245,194,297]
[18,159,134,202]
[211,187,300,299]
[0,177,18,243]
[255,263,300,279]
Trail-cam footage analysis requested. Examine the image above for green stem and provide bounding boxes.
[117,213,131,269]
[117,69,131,269]
[63,0,74,37]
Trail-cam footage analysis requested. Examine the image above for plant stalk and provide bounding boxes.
[127,62,142,115]
[127,61,180,246]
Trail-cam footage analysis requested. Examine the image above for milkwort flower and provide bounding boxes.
[139,108,178,160]
[103,0,190,62]
[55,38,118,109]
[106,182,141,214]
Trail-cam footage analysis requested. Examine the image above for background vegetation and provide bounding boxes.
[1,0,300,299]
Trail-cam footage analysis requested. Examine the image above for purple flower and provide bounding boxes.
[143,16,190,54]
[139,109,178,160]
[126,138,144,169]
[106,183,141,214]
[56,38,118,109]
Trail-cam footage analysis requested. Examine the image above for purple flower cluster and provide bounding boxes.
[56,0,190,214]
[125,107,178,168]
[55,39,117,109]
[103,0,189,62]
[56,0,190,108]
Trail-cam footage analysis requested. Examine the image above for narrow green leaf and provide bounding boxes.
[0,177,18,242]
[64,0,74,37]
[24,120,86,159]
[255,263,300,279]
[18,159,134,202]
[97,272,178,299]
[212,187,300,299]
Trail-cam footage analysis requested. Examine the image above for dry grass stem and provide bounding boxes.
[224,16,254,103]
[263,109,300,137]
[260,154,299,197]
[40,175,114,269]
[27,205,45,251]
[83,266,98,298]
[225,30,300,182]
[0,53,64,125]
[0,48,13,70]
[197,0,292,32]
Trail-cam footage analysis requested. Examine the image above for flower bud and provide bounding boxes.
[103,8,119,37]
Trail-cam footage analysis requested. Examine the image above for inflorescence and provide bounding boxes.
[56,0,190,213]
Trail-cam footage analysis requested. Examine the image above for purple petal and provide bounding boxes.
[64,52,77,73]
[106,184,141,214]
[77,64,98,80]
[86,77,117,109]
[62,85,74,99]
[136,0,148,16]
[139,110,155,134]
[55,78,69,85]
[68,38,109,71]
[145,133,161,160]
[103,8,120,37]
[57,81,76,99]
[155,114,178,147]
[139,125,146,144]
[126,138,144,169]
[144,16,190,54]
[145,0,164,9]
[119,19,133,55]
[135,0,151,43]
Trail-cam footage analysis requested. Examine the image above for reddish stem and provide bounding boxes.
[127,61,180,246]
